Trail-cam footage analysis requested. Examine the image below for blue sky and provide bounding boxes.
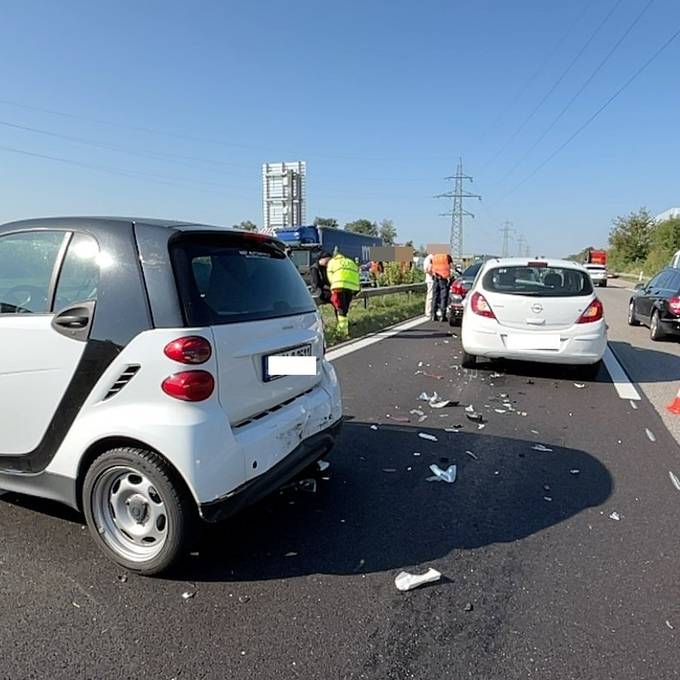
[1,0,679,256]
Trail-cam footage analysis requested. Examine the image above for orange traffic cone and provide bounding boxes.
[667,386,680,414]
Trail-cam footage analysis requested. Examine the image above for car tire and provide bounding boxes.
[627,300,640,326]
[461,348,477,368]
[600,280,607,288]
[650,310,665,341]
[83,447,196,575]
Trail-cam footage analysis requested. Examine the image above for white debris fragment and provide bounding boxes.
[666,620,674,630]
[569,469,580,475]
[543,496,552,502]
[609,512,621,521]
[394,568,442,592]
[418,415,428,423]
[669,471,680,491]
[370,425,378,431]
[532,444,553,452]
[574,383,586,389]
[490,372,503,379]
[413,452,422,456]
[645,428,656,443]
[445,428,461,433]
[630,400,638,410]
[418,361,424,368]
[465,450,478,460]
[428,464,457,483]
[531,429,540,435]
[429,399,450,409]
[465,405,475,413]
[285,551,299,557]
[182,591,196,600]
[494,409,506,414]
[72,601,81,609]
[317,460,330,472]
[418,392,429,401]
[418,433,438,442]
[410,408,425,417]
[477,424,486,430]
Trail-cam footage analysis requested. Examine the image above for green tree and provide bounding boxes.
[313,217,338,228]
[233,220,257,231]
[378,218,397,245]
[345,219,378,237]
[609,208,653,269]
[646,216,680,273]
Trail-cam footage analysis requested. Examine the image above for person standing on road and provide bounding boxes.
[423,252,434,318]
[309,250,332,303]
[431,252,453,321]
[327,251,361,339]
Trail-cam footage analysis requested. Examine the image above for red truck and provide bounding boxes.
[586,249,607,266]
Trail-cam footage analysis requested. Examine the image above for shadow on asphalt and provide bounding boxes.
[471,358,605,383]
[183,421,612,582]
[609,340,680,382]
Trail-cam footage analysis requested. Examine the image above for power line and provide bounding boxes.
[504,21,680,197]
[499,221,515,257]
[435,158,481,265]
[495,0,655,186]
[479,0,596,145]
[482,0,621,170]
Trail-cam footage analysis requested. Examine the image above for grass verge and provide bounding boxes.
[321,292,425,347]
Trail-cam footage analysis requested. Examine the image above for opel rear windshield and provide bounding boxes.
[482,265,593,297]
[171,232,316,325]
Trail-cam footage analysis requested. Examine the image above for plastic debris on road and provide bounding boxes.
[394,568,442,592]
[117,574,128,583]
[574,383,586,389]
[465,405,475,413]
[429,399,451,409]
[299,478,318,494]
[370,425,378,431]
[418,392,431,402]
[418,415,428,423]
[182,591,196,600]
[494,409,506,414]
[490,372,503,379]
[666,620,674,630]
[466,412,484,423]
[544,496,552,502]
[532,444,553,452]
[465,450,478,460]
[428,464,457,483]
[391,416,411,423]
[413,452,422,456]
[609,511,621,521]
[669,471,680,491]
[410,408,425,417]
[477,424,486,430]
[382,468,397,473]
[318,460,331,472]
[645,428,656,443]
[630,401,638,410]
[569,469,580,475]
[418,432,438,442]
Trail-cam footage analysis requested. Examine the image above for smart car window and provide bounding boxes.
[0,231,65,314]
[54,233,101,310]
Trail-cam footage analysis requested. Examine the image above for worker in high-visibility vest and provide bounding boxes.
[327,251,361,339]
[431,252,453,321]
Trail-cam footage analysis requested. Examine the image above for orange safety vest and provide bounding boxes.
[431,253,451,279]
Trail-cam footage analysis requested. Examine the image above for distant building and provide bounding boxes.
[655,207,680,222]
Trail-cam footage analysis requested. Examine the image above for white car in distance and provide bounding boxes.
[584,263,608,287]
[461,258,606,374]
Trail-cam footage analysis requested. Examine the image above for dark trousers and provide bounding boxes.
[433,276,449,319]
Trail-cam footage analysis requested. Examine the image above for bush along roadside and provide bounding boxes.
[321,292,425,347]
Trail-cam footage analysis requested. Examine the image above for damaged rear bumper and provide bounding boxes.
[199,418,342,522]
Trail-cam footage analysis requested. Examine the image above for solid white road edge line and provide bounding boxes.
[603,345,641,401]
[326,316,430,362]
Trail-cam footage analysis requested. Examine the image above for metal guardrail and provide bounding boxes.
[313,282,426,306]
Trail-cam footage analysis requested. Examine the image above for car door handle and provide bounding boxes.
[54,314,89,328]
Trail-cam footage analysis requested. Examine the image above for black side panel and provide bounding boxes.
[134,223,184,328]
[0,218,153,473]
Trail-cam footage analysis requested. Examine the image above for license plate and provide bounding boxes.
[263,344,314,381]
[505,334,560,351]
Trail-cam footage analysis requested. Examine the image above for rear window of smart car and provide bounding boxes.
[482,266,593,297]
[171,233,316,325]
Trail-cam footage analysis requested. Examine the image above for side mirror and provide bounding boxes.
[634,282,645,291]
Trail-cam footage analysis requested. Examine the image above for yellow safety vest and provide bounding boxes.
[327,254,360,292]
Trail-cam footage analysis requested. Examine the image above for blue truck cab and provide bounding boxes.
[275,226,383,283]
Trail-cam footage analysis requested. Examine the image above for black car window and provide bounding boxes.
[482,265,592,297]
[462,261,482,278]
[655,271,673,290]
[0,231,66,314]
[647,272,664,289]
[667,270,680,293]
[54,233,101,310]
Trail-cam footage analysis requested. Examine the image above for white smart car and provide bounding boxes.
[0,217,343,574]
[461,258,606,372]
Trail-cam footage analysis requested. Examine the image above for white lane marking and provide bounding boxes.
[326,316,429,362]
[603,345,641,401]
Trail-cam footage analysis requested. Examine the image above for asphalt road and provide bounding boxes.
[600,281,680,444]
[2,320,680,679]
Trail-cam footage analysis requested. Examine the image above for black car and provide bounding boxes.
[628,267,680,340]
[447,260,483,326]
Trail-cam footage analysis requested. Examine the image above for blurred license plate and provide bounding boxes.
[263,344,314,381]
[506,334,560,351]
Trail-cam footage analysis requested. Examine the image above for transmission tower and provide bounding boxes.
[499,220,515,257]
[435,157,481,266]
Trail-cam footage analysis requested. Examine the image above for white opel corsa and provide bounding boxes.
[461,258,607,372]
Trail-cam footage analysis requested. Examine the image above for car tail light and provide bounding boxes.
[164,336,212,364]
[669,297,680,316]
[450,279,466,297]
[470,292,496,319]
[577,298,604,324]
[162,371,215,401]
